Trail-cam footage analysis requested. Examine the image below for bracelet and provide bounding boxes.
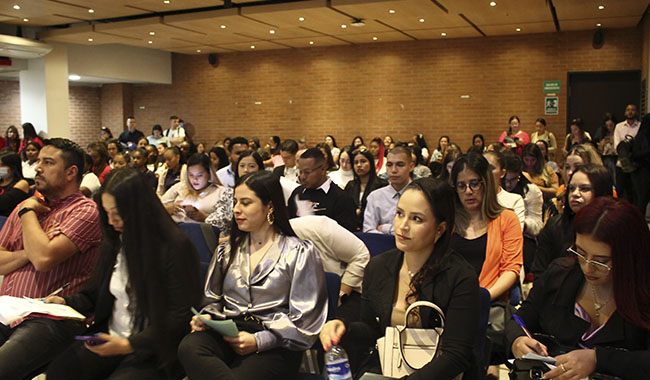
[18,207,35,217]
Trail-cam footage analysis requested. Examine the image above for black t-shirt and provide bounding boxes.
[450,232,488,277]
[118,129,145,146]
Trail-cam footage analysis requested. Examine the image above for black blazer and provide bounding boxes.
[63,229,201,375]
[287,183,357,231]
[531,213,574,279]
[344,177,388,231]
[506,258,650,378]
[344,249,479,380]
[272,165,286,178]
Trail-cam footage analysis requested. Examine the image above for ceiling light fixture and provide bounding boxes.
[148,40,153,44]
[251,45,255,49]
[598,5,604,9]
[515,27,521,32]
[23,18,29,22]
[13,4,20,10]
[88,38,94,42]
[441,32,447,36]
[149,31,155,36]
[68,74,81,81]
[419,18,425,23]
[269,29,276,34]
[220,24,226,29]
[596,23,602,27]
[372,36,378,41]
[341,24,347,29]
[196,49,201,53]
[163,0,170,4]
[490,1,496,6]
[388,9,396,14]
[309,41,314,45]
[299,17,305,22]
[88,9,94,13]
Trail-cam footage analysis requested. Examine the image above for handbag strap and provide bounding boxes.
[403,300,445,329]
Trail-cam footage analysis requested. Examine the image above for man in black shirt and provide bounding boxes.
[288,148,356,231]
[118,116,144,149]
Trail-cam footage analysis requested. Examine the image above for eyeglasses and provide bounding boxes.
[455,179,482,192]
[504,176,520,185]
[567,247,612,272]
[568,184,592,194]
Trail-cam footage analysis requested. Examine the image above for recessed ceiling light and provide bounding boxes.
[598,5,604,9]
[490,1,496,6]
[372,36,378,41]
[251,45,255,49]
[88,9,94,13]
[299,17,305,22]
[163,0,170,3]
[419,18,425,23]
[196,49,201,53]
[515,27,521,32]
[269,29,275,34]
[309,41,314,45]
[149,31,155,36]
[596,23,602,27]
[220,24,226,29]
[23,18,28,22]
[148,40,153,44]
[441,32,447,36]
[68,74,81,81]
[13,4,20,10]
[388,9,396,14]
[88,38,94,42]
[341,24,347,28]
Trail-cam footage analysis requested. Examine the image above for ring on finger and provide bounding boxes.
[560,363,567,372]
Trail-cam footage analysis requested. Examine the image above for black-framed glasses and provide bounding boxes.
[455,179,482,192]
[567,247,612,272]
[504,176,520,185]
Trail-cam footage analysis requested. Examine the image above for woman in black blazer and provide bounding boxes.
[45,168,202,380]
[507,197,650,379]
[344,149,388,231]
[321,178,479,380]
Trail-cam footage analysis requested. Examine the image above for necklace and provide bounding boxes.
[591,285,612,317]
[407,270,416,278]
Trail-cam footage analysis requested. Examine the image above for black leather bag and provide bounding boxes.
[508,359,549,380]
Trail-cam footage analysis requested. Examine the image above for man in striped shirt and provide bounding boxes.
[0,138,101,378]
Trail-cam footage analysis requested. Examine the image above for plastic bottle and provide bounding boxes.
[325,345,353,380]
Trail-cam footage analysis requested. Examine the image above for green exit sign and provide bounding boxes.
[543,80,561,93]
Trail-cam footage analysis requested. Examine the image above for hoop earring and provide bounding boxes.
[267,210,275,225]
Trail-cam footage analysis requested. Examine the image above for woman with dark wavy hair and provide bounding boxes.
[320,178,480,379]
[46,168,202,379]
[508,196,650,379]
[344,149,388,230]
[179,171,328,380]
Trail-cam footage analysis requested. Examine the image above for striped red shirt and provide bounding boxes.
[0,191,101,298]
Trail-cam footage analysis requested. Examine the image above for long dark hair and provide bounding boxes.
[351,148,379,198]
[234,150,263,182]
[404,178,455,304]
[209,146,229,170]
[503,152,530,197]
[574,197,650,330]
[21,122,38,140]
[316,142,337,171]
[229,171,296,256]
[522,143,545,175]
[94,168,201,361]
[564,164,613,216]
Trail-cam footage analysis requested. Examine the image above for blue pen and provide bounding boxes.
[513,314,533,339]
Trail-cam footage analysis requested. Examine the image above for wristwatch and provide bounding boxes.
[18,207,35,217]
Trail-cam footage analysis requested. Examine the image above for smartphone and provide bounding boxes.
[74,335,106,346]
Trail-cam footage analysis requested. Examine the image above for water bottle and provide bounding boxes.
[325,345,353,380]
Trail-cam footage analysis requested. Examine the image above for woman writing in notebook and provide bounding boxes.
[507,197,650,379]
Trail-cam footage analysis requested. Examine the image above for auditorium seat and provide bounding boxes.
[353,232,396,257]
[177,222,220,279]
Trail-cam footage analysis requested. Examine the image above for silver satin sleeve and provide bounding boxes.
[200,235,328,352]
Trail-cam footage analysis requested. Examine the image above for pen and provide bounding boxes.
[46,282,70,298]
[513,314,533,339]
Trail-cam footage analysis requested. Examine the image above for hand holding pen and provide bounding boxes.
[511,314,548,358]
[41,282,70,304]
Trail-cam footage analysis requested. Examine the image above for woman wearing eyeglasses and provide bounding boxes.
[531,164,613,279]
[449,153,523,302]
[507,196,650,379]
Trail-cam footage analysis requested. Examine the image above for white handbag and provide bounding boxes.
[376,301,445,378]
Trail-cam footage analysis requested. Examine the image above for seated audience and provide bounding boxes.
[564,117,592,152]
[554,144,604,214]
[147,124,169,147]
[535,139,559,173]
[111,151,130,169]
[0,153,30,216]
[351,135,364,149]
[99,126,113,142]
[438,148,461,183]
[507,197,650,380]
[156,146,184,196]
[5,125,20,153]
[136,136,149,150]
[87,141,112,183]
[117,116,144,149]
[368,137,386,177]
[412,133,430,161]
[18,122,44,153]
[209,145,229,174]
[80,153,101,197]
[484,151,525,230]
[45,168,202,380]
[317,142,337,172]
[106,138,123,167]
[178,171,328,380]
[412,145,433,179]
[325,135,340,165]
[164,115,185,147]
[383,135,395,153]
[131,148,157,190]
[320,178,479,379]
[328,146,354,189]
[499,116,529,155]
[596,113,617,184]
[0,138,102,378]
[145,144,164,174]
[530,118,557,159]
[272,139,299,183]
[532,164,613,279]
[20,141,41,180]
[363,145,415,235]
[217,137,249,188]
[288,148,356,231]
[430,135,449,163]
[234,150,263,183]
[344,149,388,231]
[521,143,559,199]
[162,153,227,223]
[472,134,486,152]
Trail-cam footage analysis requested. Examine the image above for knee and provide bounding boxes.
[178,333,202,365]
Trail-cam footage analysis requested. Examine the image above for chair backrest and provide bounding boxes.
[353,232,396,257]
[177,222,220,279]
[476,287,492,368]
[325,272,341,321]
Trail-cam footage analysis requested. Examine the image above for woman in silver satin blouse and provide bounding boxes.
[178,170,328,380]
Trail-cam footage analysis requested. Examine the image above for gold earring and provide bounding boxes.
[267,210,275,225]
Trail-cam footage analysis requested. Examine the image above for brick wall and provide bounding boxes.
[0,80,21,133]
[131,28,642,151]
[69,85,101,148]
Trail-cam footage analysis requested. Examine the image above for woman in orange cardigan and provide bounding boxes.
[449,152,523,300]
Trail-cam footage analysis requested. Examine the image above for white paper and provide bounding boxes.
[0,296,86,325]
